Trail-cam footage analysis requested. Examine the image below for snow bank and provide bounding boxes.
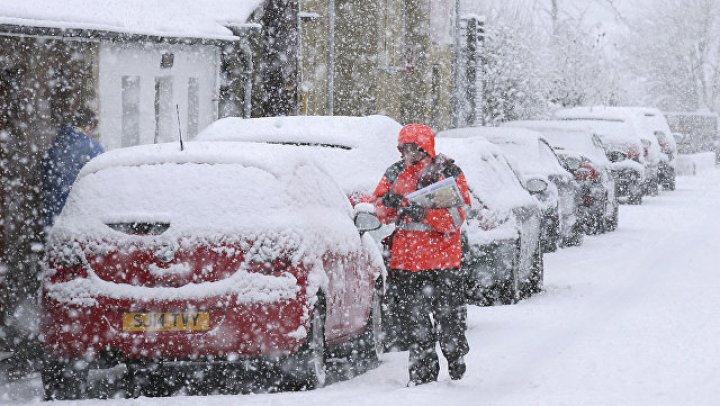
[676,152,716,175]
[0,0,263,40]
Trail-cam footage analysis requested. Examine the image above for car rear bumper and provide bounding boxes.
[41,294,308,361]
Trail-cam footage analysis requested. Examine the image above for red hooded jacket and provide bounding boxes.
[373,124,471,272]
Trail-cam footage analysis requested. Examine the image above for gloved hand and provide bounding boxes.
[381,191,404,209]
[399,202,425,222]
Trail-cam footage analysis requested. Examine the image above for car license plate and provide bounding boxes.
[122,312,210,332]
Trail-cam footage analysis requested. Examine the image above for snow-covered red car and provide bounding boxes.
[40,142,385,399]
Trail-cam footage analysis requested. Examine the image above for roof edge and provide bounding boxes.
[0,23,237,45]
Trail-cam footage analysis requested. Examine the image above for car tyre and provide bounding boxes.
[283,296,327,390]
[357,282,384,363]
[124,361,171,398]
[498,242,520,304]
[606,205,619,232]
[42,358,88,400]
[628,192,643,205]
[528,243,544,295]
[542,214,559,253]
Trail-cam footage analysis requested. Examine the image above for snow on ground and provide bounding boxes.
[3,170,720,405]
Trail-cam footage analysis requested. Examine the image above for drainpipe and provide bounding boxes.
[238,42,254,118]
[327,0,335,116]
[228,24,258,119]
[452,0,461,128]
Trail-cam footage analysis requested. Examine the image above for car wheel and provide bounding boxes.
[586,214,604,235]
[542,214,559,253]
[606,206,619,232]
[650,181,659,196]
[357,282,384,363]
[124,361,172,398]
[529,243,544,295]
[561,230,583,247]
[497,243,520,304]
[628,192,643,205]
[500,255,520,304]
[283,296,327,390]
[42,358,88,400]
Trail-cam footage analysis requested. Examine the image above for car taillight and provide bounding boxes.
[575,164,598,181]
[627,146,641,162]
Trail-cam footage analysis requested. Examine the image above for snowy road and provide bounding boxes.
[3,170,720,405]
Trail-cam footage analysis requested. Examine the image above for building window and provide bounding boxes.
[187,77,199,139]
[121,76,140,147]
[154,76,173,143]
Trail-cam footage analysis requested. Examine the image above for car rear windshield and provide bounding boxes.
[60,162,349,235]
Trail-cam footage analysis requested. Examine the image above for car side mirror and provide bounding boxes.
[607,150,627,163]
[354,212,382,233]
[525,178,548,194]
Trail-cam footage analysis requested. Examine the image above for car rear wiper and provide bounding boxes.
[106,222,170,236]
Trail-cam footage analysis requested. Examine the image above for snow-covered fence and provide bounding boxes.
[676,152,716,176]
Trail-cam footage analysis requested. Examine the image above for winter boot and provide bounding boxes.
[448,356,466,380]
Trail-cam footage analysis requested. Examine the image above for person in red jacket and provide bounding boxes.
[374,124,472,385]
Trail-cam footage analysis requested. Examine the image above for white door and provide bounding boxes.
[98,42,219,150]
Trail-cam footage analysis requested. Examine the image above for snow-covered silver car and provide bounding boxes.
[438,127,581,253]
[437,136,543,304]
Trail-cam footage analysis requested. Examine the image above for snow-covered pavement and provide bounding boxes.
[3,170,720,405]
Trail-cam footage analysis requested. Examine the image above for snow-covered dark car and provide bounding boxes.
[503,121,619,233]
[439,127,581,252]
[551,117,647,205]
[41,142,385,399]
[436,136,543,304]
[554,150,617,234]
[631,108,678,190]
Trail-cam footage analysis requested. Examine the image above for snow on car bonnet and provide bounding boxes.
[435,137,535,214]
[439,127,567,180]
[436,136,536,244]
[196,116,402,195]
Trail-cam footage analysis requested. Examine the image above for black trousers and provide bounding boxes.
[387,269,469,383]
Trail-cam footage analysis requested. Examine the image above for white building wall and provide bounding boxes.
[98,42,219,150]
